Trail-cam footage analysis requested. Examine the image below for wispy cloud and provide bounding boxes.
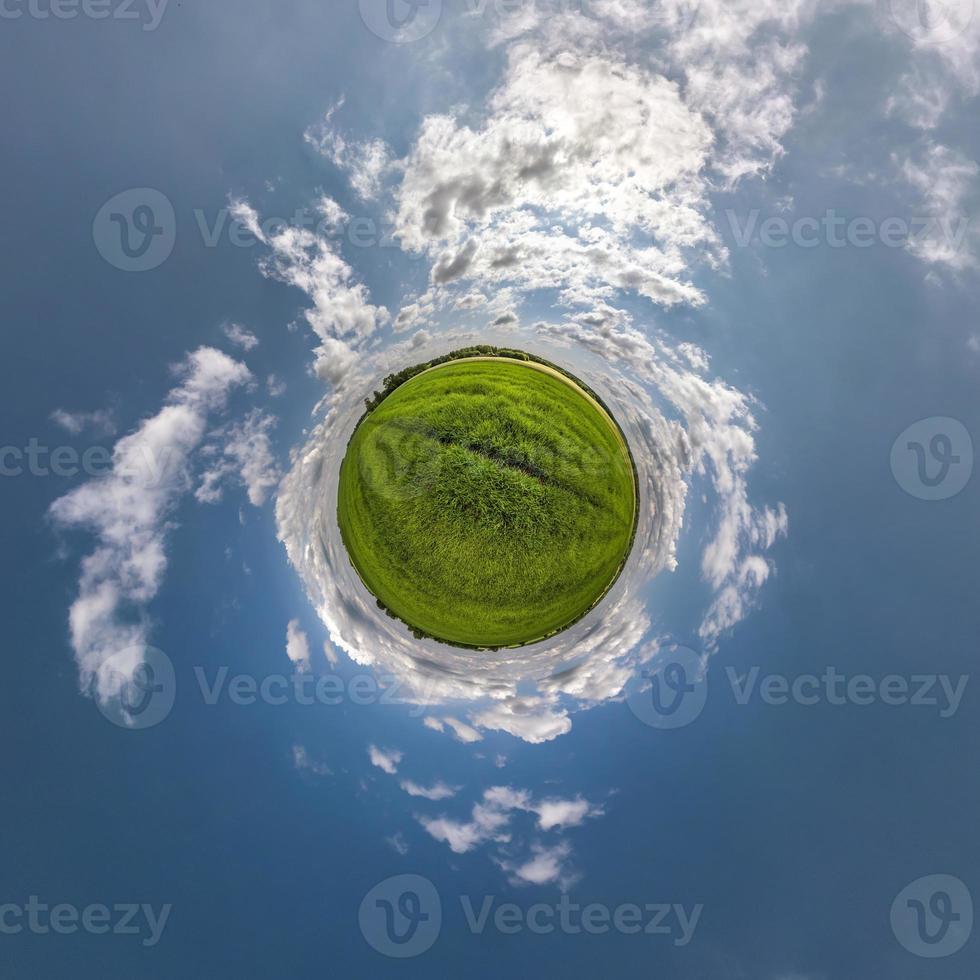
[50,407,116,437]
[400,780,460,801]
[50,347,250,702]
[292,744,331,777]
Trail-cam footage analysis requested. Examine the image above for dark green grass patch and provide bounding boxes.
[337,356,638,648]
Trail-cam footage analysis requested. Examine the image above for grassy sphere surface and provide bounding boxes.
[337,356,637,648]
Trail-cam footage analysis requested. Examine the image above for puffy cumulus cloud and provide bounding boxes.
[285,619,312,673]
[222,322,259,351]
[418,785,602,886]
[420,786,586,851]
[475,0,978,275]
[368,745,404,775]
[665,0,811,185]
[196,409,281,507]
[495,841,578,889]
[471,698,572,745]
[419,803,512,855]
[531,796,604,832]
[393,45,718,311]
[49,348,251,702]
[470,0,813,185]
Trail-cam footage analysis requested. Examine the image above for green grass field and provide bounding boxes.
[337,357,638,648]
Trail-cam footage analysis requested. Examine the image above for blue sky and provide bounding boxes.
[1,0,979,976]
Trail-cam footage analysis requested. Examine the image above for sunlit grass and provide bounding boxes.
[337,358,637,648]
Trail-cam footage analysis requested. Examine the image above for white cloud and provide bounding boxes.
[418,792,515,854]
[222,322,259,351]
[442,716,484,743]
[230,197,388,382]
[894,141,978,269]
[292,744,332,777]
[531,317,789,651]
[424,715,484,743]
[196,409,280,507]
[305,98,393,201]
[393,46,718,311]
[285,619,311,673]
[886,63,953,129]
[386,832,410,855]
[50,347,251,702]
[532,796,604,832]
[667,0,811,185]
[418,785,602,854]
[471,698,571,744]
[368,745,404,775]
[400,779,460,801]
[50,408,115,436]
[495,841,578,889]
